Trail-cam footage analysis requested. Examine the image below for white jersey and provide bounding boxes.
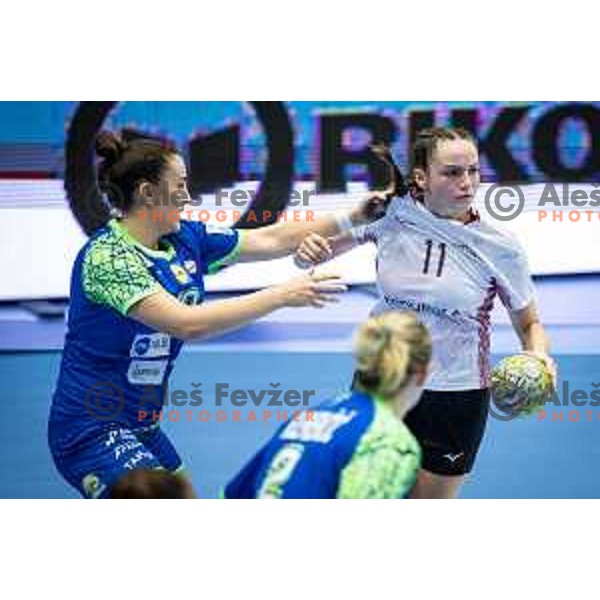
[353,198,535,391]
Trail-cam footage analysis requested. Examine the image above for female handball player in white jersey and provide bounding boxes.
[296,127,556,499]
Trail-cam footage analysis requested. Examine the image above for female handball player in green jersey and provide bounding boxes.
[48,128,385,498]
[225,311,431,499]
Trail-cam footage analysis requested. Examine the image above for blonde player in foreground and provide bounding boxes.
[295,128,557,499]
[225,311,431,499]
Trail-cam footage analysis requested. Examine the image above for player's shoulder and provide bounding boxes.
[476,216,517,239]
[319,390,373,413]
[167,219,205,251]
[354,197,409,242]
[383,196,420,223]
[279,391,373,446]
[80,220,149,276]
[171,220,238,244]
[366,401,421,454]
[473,216,527,258]
[81,221,128,262]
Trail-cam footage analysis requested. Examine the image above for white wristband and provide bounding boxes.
[334,211,354,233]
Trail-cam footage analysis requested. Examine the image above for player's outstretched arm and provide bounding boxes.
[129,272,347,341]
[294,230,358,268]
[235,142,402,263]
[234,190,390,263]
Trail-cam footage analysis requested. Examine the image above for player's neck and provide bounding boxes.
[430,208,472,224]
[386,386,422,421]
[119,214,162,251]
[379,391,409,420]
[424,201,474,224]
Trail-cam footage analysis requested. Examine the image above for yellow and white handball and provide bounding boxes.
[490,354,555,417]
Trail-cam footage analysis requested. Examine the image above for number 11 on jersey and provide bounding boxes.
[422,240,446,277]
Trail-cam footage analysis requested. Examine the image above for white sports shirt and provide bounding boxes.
[353,198,535,391]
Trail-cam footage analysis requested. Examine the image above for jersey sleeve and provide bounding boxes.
[82,235,161,316]
[495,234,536,312]
[351,197,403,245]
[337,444,421,499]
[352,216,386,245]
[202,224,244,274]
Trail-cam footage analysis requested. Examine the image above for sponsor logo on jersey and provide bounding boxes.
[82,473,107,499]
[383,295,463,324]
[184,260,197,274]
[127,359,169,385]
[130,333,171,358]
[178,288,201,306]
[170,264,190,284]
[124,450,156,471]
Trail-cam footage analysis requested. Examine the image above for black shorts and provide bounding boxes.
[404,388,490,476]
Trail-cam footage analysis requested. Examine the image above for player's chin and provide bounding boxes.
[455,196,474,209]
[448,199,473,218]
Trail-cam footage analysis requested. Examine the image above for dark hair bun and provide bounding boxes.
[95,130,127,163]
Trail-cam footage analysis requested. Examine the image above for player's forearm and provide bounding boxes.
[266,209,361,256]
[175,288,285,341]
[520,321,551,354]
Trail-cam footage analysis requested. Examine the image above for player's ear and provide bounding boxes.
[413,363,428,387]
[412,168,427,189]
[137,181,156,206]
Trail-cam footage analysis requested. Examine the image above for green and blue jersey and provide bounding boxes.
[225,391,421,499]
[48,219,241,452]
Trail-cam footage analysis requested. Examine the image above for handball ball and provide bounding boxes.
[491,354,554,417]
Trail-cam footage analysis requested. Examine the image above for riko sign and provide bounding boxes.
[65,101,600,234]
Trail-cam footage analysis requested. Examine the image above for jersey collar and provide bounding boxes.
[109,219,176,260]
[413,199,481,226]
[464,206,481,225]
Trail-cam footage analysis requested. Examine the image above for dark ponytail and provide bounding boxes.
[95,128,178,214]
[95,130,127,167]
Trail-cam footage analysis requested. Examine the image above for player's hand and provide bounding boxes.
[294,232,333,269]
[349,143,407,225]
[274,270,347,308]
[521,351,558,389]
[350,190,393,225]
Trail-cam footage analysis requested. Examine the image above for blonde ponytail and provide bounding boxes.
[353,311,431,397]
